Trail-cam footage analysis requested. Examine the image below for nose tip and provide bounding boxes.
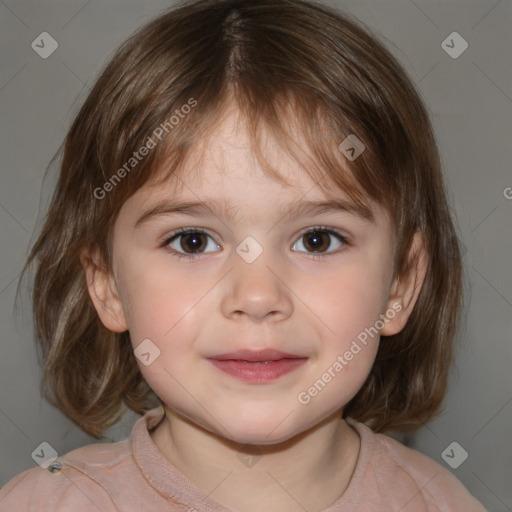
[221,253,293,322]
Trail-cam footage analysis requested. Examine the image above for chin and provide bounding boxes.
[213,409,307,446]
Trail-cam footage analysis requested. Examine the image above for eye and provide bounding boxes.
[163,228,220,258]
[292,227,348,255]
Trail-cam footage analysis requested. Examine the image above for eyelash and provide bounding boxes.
[161,226,350,261]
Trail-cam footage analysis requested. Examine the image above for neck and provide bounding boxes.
[150,406,360,512]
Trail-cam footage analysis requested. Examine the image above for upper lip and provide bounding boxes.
[208,349,306,362]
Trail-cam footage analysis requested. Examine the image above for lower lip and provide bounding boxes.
[208,358,307,383]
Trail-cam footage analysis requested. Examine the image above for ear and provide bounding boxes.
[80,249,128,333]
[381,232,429,336]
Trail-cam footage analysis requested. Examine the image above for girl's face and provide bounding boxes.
[97,105,405,445]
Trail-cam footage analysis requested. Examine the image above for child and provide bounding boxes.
[0,0,487,510]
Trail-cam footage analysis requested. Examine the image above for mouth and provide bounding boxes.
[207,349,308,383]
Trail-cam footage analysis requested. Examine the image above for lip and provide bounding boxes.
[209,349,304,362]
[207,349,308,383]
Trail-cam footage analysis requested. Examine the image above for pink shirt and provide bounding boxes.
[0,407,487,511]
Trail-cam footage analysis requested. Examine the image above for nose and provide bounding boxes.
[220,250,294,322]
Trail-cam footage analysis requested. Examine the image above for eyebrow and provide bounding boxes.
[134,197,374,228]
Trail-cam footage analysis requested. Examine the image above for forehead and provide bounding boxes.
[147,104,332,194]
[173,103,304,187]
[126,101,383,225]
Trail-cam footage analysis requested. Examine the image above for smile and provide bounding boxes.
[207,349,308,383]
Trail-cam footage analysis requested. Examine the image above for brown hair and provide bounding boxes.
[21,0,463,437]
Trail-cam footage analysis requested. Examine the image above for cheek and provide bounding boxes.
[120,263,212,409]
[291,266,386,416]
[118,255,199,337]
[292,255,392,405]
[118,258,220,381]
[300,258,390,342]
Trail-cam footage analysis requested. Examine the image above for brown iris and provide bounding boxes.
[302,230,331,252]
[180,232,207,253]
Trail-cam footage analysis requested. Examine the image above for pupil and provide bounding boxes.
[182,233,206,253]
[305,232,329,252]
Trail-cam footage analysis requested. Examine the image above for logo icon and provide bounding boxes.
[441,441,468,469]
[134,338,161,366]
[338,134,366,161]
[441,32,468,59]
[237,445,262,468]
[31,442,58,469]
[31,32,59,59]
[236,236,263,264]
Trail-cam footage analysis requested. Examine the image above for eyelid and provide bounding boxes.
[296,225,349,239]
[161,227,220,248]
[292,225,350,254]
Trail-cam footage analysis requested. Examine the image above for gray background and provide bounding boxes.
[0,0,511,510]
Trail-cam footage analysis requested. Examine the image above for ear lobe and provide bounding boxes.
[381,232,429,337]
[80,249,128,333]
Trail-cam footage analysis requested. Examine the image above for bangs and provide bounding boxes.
[134,89,381,228]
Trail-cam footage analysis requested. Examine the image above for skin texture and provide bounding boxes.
[82,103,428,512]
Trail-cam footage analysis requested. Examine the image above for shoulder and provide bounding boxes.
[0,440,131,512]
[345,419,487,512]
